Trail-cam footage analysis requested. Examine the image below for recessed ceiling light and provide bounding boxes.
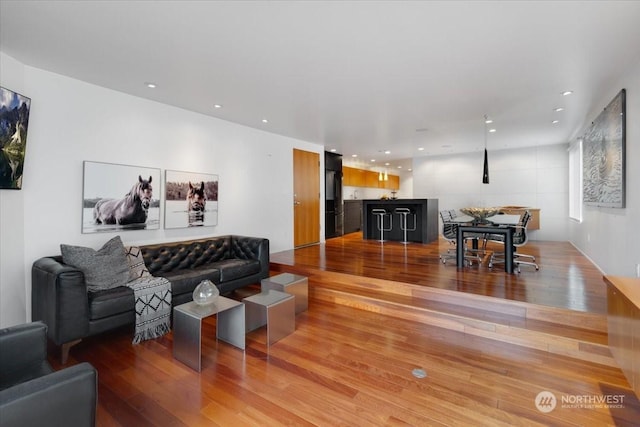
[554,107,564,112]
[408,168,413,171]
[330,148,337,152]
[370,159,376,162]
[351,154,358,158]
[145,82,157,88]
[262,119,268,123]
[397,166,402,169]
[213,104,222,109]
[385,162,390,166]
[562,91,573,96]
[484,119,493,124]
[489,129,497,133]
[383,150,390,154]
[552,120,559,124]
[418,147,425,151]
[441,144,452,148]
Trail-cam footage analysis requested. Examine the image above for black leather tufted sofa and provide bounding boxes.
[32,235,269,363]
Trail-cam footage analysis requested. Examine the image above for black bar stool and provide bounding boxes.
[394,207,416,244]
[371,208,392,242]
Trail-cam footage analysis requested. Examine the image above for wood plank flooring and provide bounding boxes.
[271,232,607,314]
[51,234,640,426]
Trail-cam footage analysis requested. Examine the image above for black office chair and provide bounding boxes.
[439,210,483,265]
[487,211,539,273]
[0,322,97,427]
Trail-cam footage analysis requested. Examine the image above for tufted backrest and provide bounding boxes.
[231,236,265,260]
[141,237,232,275]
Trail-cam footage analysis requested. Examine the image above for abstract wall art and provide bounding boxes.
[583,89,626,208]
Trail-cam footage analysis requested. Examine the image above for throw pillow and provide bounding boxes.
[61,235,130,292]
[125,245,152,281]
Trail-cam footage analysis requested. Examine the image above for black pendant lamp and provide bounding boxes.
[482,115,490,184]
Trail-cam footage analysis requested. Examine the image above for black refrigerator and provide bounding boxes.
[325,151,343,239]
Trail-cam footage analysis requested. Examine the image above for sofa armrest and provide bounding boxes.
[0,322,52,390]
[0,362,97,427]
[230,236,270,277]
[31,257,90,346]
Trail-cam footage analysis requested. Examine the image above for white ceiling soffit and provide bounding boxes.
[2,1,640,168]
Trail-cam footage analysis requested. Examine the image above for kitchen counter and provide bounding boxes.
[362,199,439,243]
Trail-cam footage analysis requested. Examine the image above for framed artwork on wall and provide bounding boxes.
[582,89,626,208]
[165,170,219,228]
[0,86,31,190]
[82,161,161,233]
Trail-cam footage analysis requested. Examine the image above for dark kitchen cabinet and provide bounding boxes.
[344,200,362,234]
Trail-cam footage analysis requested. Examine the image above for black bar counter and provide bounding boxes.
[362,199,439,243]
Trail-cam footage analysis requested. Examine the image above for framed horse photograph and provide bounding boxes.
[82,161,161,233]
[164,170,219,229]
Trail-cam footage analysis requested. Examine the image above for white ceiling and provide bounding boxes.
[2,1,640,170]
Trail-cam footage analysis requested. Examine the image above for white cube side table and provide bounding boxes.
[261,273,308,314]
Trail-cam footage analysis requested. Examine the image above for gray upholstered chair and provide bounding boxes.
[0,322,97,427]
[488,211,539,272]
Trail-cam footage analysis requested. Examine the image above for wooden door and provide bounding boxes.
[293,149,320,247]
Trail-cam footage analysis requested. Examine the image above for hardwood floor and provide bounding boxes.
[271,232,607,314]
[52,234,640,426]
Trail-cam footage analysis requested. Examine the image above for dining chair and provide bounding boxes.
[487,211,539,272]
[439,210,483,266]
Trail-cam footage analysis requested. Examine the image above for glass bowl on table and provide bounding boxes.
[459,207,501,224]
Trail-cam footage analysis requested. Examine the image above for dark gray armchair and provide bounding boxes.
[0,322,97,427]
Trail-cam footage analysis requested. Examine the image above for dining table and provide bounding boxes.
[454,210,521,274]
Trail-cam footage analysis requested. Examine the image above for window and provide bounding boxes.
[569,139,583,222]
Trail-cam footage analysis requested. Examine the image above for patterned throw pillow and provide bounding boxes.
[125,245,152,281]
[61,236,130,292]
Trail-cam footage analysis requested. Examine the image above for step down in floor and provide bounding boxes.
[270,263,615,367]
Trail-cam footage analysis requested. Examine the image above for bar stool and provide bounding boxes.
[394,207,416,244]
[371,208,392,242]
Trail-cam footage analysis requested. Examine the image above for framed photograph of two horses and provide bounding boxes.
[164,170,219,228]
[82,161,161,233]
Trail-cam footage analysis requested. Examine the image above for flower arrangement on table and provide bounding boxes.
[460,207,501,224]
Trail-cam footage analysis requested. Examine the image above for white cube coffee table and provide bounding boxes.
[243,290,295,346]
[261,273,308,314]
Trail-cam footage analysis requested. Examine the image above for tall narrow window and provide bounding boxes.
[569,139,583,222]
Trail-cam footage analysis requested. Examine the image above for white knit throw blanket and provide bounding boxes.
[127,276,172,344]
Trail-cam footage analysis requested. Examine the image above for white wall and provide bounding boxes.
[569,58,640,277]
[0,53,28,326]
[0,52,324,327]
[412,144,570,242]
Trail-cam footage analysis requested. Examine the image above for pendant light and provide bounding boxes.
[482,114,490,184]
